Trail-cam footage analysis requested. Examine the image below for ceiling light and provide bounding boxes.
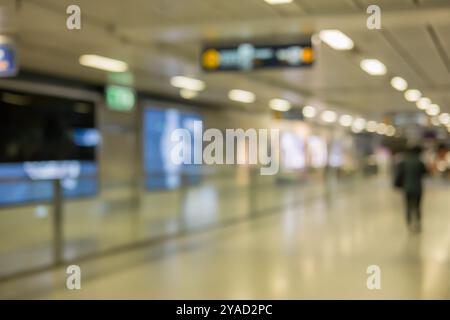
[318,30,354,51]
[439,113,450,125]
[360,59,387,76]
[180,89,198,100]
[431,117,440,127]
[339,115,353,127]
[366,121,378,133]
[228,89,255,103]
[269,99,292,112]
[171,76,205,91]
[321,110,337,123]
[302,105,317,118]
[352,118,366,133]
[426,104,440,116]
[264,0,293,4]
[386,126,396,137]
[79,55,128,72]
[404,89,421,102]
[416,97,431,110]
[390,77,408,91]
[376,123,388,135]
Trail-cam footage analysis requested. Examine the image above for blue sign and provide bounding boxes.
[201,42,314,72]
[0,43,17,77]
[0,161,98,206]
[143,107,203,190]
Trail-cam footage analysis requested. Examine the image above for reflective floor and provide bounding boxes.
[1,177,450,299]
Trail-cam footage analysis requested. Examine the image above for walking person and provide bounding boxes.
[395,146,428,233]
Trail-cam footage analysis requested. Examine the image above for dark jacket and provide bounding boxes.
[398,154,428,194]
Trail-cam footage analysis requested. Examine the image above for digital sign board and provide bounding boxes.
[201,41,314,72]
[143,107,203,190]
[0,89,98,205]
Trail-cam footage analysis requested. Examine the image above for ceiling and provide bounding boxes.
[1,0,450,117]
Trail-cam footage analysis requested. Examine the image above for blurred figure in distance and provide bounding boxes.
[395,145,428,233]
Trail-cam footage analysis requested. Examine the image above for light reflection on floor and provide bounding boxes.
[1,178,450,299]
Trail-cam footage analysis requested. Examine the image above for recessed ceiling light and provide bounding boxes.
[339,114,353,127]
[79,55,128,72]
[416,97,431,110]
[302,105,317,118]
[264,0,293,4]
[352,118,366,132]
[376,123,388,135]
[386,126,396,137]
[228,89,255,103]
[426,104,440,116]
[321,110,337,123]
[269,99,292,112]
[431,117,440,127]
[390,77,408,91]
[318,30,354,51]
[439,113,450,125]
[360,59,387,76]
[366,121,378,133]
[171,76,205,91]
[404,89,421,102]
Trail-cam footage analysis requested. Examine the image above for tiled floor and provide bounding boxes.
[1,178,450,299]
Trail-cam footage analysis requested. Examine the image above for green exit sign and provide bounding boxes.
[105,85,136,112]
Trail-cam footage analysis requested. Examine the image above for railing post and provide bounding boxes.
[52,179,64,265]
[248,167,257,216]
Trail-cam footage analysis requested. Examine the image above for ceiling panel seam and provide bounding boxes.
[425,24,450,74]
[379,28,434,87]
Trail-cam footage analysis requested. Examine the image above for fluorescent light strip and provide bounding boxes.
[264,0,293,4]
[171,76,205,91]
[390,77,408,91]
[228,89,255,103]
[339,115,353,127]
[431,117,440,127]
[319,30,354,51]
[404,89,421,102]
[426,104,440,116]
[303,105,317,118]
[439,113,450,125]
[376,123,388,135]
[352,118,366,133]
[416,97,431,110]
[79,55,128,72]
[321,110,337,123]
[366,121,378,133]
[270,99,292,112]
[360,59,386,76]
[386,126,396,137]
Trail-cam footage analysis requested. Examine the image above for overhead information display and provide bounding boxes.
[201,41,314,72]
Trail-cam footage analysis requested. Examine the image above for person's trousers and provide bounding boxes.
[405,192,422,226]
